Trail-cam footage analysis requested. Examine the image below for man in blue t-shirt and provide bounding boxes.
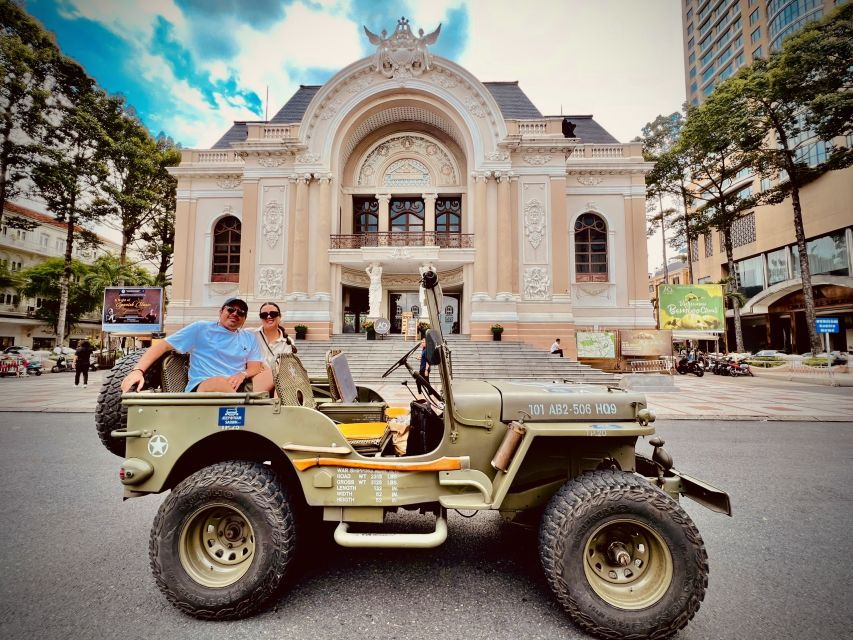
[121,298,269,394]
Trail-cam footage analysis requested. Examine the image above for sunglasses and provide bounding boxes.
[259,311,281,320]
[223,306,247,318]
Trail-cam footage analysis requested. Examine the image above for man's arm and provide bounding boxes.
[225,360,263,391]
[120,340,175,392]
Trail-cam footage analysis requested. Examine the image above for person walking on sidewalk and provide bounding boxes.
[416,337,431,396]
[550,338,564,358]
[75,340,94,388]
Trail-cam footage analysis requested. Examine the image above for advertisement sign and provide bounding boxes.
[102,287,163,333]
[657,284,724,332]
[576,331,617,359]
[815,317,839,334]
[621,330,673,356]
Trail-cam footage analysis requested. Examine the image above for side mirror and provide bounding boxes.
[425,329,442,365]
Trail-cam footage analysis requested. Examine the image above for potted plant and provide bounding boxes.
[491,323,504,341]
[363,320,376,340]
[294,324,308,340]
[417,321,430,338]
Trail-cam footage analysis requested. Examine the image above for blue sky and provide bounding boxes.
[23,0,685,151]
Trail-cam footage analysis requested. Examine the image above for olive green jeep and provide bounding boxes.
[95,270,730,639]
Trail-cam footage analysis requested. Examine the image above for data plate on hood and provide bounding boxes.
[493,381,644,423]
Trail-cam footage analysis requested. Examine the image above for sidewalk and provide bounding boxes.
[0,368,851,421]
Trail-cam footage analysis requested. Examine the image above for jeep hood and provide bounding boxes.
[489,380,646,422]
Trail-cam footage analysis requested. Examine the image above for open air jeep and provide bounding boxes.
[96,270,731,639]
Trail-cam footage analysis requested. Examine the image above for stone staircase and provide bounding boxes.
[292,334,618,385]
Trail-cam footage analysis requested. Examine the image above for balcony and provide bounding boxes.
[330,232,474,249]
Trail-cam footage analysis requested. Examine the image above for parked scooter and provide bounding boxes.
[51,354,71,373]
[726,357,753,377]
[675,349,705,377]
[26,359,43,376]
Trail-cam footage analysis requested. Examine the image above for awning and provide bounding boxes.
[672,331,722,341]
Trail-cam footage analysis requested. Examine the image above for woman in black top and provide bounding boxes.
[75,340,93,388]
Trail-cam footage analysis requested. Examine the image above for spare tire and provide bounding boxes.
[95,349,160,457]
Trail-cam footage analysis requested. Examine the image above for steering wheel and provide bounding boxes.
[381,342,421,379]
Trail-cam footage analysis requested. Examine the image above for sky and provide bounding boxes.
[21,0,686,271]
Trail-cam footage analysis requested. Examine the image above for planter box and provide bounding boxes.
[492,333,502,341]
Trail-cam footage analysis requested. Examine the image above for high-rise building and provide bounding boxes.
[682,0,846,106]
[679,1,852,354]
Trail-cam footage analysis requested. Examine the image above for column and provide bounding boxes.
[473,173,488,297]
[238,179,259,297]
[285,175,298,292]
[289,174,310,295]
[423,192,437,236]
[314,174,332,297]
[550,176,569,296]
[377,194,390,233]
[171,194,193,302]
[487,172,499,298]
[510,176,520,293]
[631,195,650,301]
[497,174,512,296]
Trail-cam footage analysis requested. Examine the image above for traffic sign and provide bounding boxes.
[815,317,839,334]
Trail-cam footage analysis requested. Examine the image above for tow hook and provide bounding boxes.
[649,437,673,488]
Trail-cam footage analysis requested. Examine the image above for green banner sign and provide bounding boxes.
[657,284,724,332]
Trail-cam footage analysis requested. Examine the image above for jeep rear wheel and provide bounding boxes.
[149,461,296,619]
[539,470,708,639]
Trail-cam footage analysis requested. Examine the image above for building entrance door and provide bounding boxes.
[390,292,421,333]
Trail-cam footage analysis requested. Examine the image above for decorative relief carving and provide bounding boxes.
[576,283,611,298]
[523,199,546,249]
[523,155,551,166]
[389,247,413,260]
[215,176,242,189]
[341,267,370,287]
[347,73,375,94]
[485,150,509,161]
[262,201,283,249]
[364,17,441,79]
[258,157,286,168]
[358,135,456,186]
[296,153,320,164]
[465,97,486,118]
[524,267,551,300]
[435,70,458,89]
[257,267,283,299]
[209,282,238,295]
[576,176,604,186]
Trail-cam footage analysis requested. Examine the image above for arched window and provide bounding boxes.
[435,197,461,233]
[211,215,241,282]
[353,197,378,233]
[574,213,608,282]
[390,198,424,232]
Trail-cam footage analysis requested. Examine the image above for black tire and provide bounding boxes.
[539,470,708,640]
[35,370,41,376]
[149,461,296,620]
[694,367,704,377]
[51,365,59,373]
[94,349,159,457]
[675,365,687,375]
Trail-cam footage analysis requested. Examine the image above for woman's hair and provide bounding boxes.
[82,340,91,348]
[259,301,281,313]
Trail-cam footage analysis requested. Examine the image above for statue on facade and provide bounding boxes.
[562,118,577,138]
[364,17,441,78]
[366,262,383,317]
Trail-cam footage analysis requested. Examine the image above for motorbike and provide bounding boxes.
[26,360,43,376]
[51,355,72,373]
[726,357,753,377]
[675,354,705,377]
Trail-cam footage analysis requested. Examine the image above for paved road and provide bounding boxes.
[0,413,851,640]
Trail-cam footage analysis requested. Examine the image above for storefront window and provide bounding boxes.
[735,255,765,299]
[766,247,789,285]
[792,231,849,278]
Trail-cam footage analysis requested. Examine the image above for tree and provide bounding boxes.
[676,89,767,353]
[0,0,57,227]
[82,253,154,299]
[30,61,110,347]
[95,102,180,273]
[715,3,853,354]
[17,257,100,338]
[0,261,23,289]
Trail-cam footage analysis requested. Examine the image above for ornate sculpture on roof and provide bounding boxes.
[364,17,441,79]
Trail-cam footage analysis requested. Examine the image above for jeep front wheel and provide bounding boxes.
[149,461,296,619]
[539,470,708,639]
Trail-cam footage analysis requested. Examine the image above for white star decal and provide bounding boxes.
[148,434,169,457]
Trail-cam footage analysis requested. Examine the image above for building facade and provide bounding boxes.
[168,20,655,357]
[682,0,847,106]
[0,202,120,349]
[681,0,852,353]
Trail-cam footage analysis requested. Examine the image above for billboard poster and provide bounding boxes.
[657,284,724,332]
[621,329,673,356]
[576,331,617,359]
[102,287,164,333]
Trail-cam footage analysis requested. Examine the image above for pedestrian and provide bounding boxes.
[416,337,430,396]
[252,301,297,377]
[121,298,270,394]
[75,340,94,388]
[550,338,564,357]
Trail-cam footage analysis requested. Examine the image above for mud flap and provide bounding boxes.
[676,470,732,516]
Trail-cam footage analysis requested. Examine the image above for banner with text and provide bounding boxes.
[576,331,617,359]
[657,284,724,332]
[102,287,163,333]
[620,330,673,356]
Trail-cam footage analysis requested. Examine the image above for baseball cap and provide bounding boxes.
[222,297,248,311]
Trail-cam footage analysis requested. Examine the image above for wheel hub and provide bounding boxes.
[179,504,256,588]
[583,518,673,610]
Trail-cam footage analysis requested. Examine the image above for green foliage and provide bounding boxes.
[18,258,99,336]
[491,324,504,334]
[0,262,24,289]
[82,254,154,299]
